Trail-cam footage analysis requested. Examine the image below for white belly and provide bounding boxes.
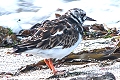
[25,34,82,59]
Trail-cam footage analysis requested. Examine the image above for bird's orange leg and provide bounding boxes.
[44,59,57,74]
[44,59,52,70]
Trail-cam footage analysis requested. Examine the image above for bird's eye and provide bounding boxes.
[81,14,85,16]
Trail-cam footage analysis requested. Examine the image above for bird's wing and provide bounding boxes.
[14,19,79,53]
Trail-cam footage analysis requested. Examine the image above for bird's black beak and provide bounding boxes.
[86,16,96,21]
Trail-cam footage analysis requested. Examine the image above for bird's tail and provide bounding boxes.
[13,45,28,53]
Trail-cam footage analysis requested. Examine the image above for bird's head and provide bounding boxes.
[65,8,96,24]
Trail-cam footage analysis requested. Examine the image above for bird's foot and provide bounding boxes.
[52,70,66,75]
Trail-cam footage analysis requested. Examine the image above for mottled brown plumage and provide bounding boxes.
[16,16,80,51]
[14,8,96,54]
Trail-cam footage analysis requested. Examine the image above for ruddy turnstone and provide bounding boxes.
[14,8,96,74]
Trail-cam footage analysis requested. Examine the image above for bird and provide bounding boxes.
[13,8,96,74]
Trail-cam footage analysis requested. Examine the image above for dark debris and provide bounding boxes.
[47,72,116,80]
